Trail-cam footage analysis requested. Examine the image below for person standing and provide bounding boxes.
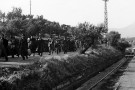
[55,40,61,54]
[63,38,68,54]
[0,34,8,61]
[48,39,52,55]
[10,37,16,58]
[30,36,37,56]
[37,37,44,56]
[2,35,9,55]
[20,34,28,60]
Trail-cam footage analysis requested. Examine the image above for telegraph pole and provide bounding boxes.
[30,0,31,16]
[103,0,109,31]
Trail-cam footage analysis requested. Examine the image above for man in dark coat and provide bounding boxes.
[0,34,8,61]
[63,38,68,54]
[20,34,28,60]
[30,37,37,56]
[2,35,8,54]
[37,38,44,56]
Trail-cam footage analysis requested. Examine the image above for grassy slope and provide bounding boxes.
[0,45,123,90]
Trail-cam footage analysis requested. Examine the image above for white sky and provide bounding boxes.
[0,0,135,29]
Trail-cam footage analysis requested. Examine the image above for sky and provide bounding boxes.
[0,0,135,35]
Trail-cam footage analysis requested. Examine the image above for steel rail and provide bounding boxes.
[76,57,132,90]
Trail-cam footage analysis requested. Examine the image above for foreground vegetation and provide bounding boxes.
[0,46,123,90]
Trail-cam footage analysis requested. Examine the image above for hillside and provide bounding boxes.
[125,37,135,41]
[109,22,135,38]
[117,22,135,38]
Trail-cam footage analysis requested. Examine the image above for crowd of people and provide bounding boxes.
[0,34,82,61]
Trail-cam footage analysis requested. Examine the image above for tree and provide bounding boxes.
[77,22,106,54]
[106,31,121,47]
[6,19,22,36]
[6,7,22,20]
[0,10,6,22]
[0,10,6,35]
[116,38,131,53]
[2,7,25,37]
[26,19,40,37]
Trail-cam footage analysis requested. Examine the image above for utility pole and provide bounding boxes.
[103,0,109,31]
[30,0,31,16]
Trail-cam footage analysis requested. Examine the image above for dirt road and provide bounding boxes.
[0,52,77,67]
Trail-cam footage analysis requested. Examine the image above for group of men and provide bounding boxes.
[0,34,28,61]
[29,37,78,56]
[0,34,80,61]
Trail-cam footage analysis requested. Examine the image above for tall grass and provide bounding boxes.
[0,46,123,90]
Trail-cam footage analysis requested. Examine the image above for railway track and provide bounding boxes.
[53,55,133,90]
[76,56,133,90]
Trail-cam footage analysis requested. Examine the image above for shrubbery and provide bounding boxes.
[0,46,123,90]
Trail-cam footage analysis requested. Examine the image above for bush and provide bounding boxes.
[0,46,123,90]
